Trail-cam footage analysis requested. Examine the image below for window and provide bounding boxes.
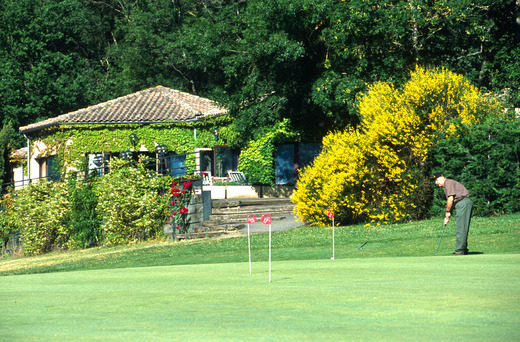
[38,156,61,181]
[196,149,213,173]
[88,153,110,177]
[275,143,322,184]
[167,153,187,177]
[275,144,294,184]
[214,146,239,177]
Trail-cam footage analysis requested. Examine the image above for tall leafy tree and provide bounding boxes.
[0,121,15,188]
[314,0,520,130]
[217,0,330,145]
[0,0,519,150]
[0,0,113,140]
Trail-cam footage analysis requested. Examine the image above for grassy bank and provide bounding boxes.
[1,214,519,276]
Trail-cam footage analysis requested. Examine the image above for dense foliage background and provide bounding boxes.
[1,0,519,148]
[429,117,520,217]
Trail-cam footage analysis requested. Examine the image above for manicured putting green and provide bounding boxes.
[1,254,519,341]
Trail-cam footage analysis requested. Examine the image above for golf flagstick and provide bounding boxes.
[332,215,335,260]
[328,210,335,260]
[269,222,271,283]
[435,224,446,256]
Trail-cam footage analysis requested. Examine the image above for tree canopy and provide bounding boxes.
[1,0,519,148]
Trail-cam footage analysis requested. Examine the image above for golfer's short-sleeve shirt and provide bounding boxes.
[443,179,470,203]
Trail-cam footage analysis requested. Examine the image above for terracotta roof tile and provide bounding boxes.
[20,86,226,134]
[10,147,27,161]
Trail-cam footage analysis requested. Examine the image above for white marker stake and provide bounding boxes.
[246,215,256,275]
[261,214,273,283]
[328,210,335,260]
[269,223,272,283]
[248,223,252,275]
[332,216,335,260]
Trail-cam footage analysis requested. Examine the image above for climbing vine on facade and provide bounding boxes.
[33,115,231,173]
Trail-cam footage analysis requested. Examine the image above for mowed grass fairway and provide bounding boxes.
[1,215,519,341]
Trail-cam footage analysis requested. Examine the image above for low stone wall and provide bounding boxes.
[204,185,294,199]
[164,192,204,235]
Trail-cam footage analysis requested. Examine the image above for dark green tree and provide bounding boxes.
[429,116,520,216]
[315,0,520,130]
[0,121,15,188]
[1,0,519,150]
[0,0,115,141]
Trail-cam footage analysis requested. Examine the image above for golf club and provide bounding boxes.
[435,224,446,255]
[358,242,368,250]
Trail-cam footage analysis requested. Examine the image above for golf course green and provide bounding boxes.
[1,255,519,341]
[1,215,519,341]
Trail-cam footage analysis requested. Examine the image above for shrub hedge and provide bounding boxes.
[1,159,173,255]
[429,117,520,217]
[93,159,172,246]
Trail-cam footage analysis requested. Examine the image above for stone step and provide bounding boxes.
[208,198,295,226]
[172,198,295,240]
[208,203,294,224]
[204,214,288,226]
[211,198,293,209]
[210,204,295,216]
[173,229,240,240]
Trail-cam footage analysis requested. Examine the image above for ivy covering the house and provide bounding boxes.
[34,116,231,172]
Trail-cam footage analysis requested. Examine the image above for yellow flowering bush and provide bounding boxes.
[293,66,501,226]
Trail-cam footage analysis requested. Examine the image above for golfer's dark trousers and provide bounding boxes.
[455,197,473,253]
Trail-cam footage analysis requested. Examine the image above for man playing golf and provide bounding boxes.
[434,172,473,255]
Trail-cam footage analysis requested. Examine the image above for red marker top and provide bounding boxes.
[247,214,256,224]
[261,214,272,225]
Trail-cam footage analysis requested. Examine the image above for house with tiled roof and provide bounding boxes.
[17,86,236,185]
[20,86,227,134]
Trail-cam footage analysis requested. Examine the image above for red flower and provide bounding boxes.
[181,190,185,194]
[176,226,180,230]
[170,213,173,218]
[172,181,178,187]
[172,211,177,216]
[183,181,192,189]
